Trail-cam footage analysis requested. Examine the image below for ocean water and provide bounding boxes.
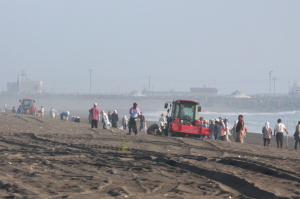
[145,111,300,134]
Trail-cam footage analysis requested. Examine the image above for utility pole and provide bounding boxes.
[268,71,273,94]
[273,76,276,97]
[89,69,93,95]
[53,78,55,94]
[149,75,150,91]
[20,70,27,81]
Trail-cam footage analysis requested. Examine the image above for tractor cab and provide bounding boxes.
[165,100,201,124]
[164,99,209,137]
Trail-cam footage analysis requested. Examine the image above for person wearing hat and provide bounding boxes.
[111,110,119,128]
[200,120,209,139]
[89,103,100,128]
[158,113,168,135]
[159,113,167,123]
[128,102,140,135]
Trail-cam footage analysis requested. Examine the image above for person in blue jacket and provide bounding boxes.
[17,105,24,114]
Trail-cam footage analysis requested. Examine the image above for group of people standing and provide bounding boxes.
[88,102,145,135]
[202,115,247,143]
[204,115,293,149]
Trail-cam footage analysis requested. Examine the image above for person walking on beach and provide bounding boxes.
[274,118,288,148]
[17,105,24,114]
[262,122,272,147]
[139,112,146,132]
[122,115,128,130]
[90,103,100,128]
[236,115,245,143]
[128,102,140,135]
[111,110,119,128]
[294,121,300,149]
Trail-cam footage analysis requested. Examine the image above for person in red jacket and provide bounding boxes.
[90,103,100,128]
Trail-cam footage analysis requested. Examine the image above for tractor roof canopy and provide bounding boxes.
[173,99,199,105]
[22,98,35,101]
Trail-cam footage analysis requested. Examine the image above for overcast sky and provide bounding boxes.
[0,1,299,95]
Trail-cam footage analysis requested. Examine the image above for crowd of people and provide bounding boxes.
[201,115,300,150]
[4,103,78,122]
[198,115,247,143]
[199,115,298,149]
[5,101,300,149]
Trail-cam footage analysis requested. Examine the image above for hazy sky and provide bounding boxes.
[0,1,299,95]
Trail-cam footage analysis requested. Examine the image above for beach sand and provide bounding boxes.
[0,112,299,198]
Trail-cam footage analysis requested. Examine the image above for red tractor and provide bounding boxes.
[19,98,37,115]
[164,99,210,137]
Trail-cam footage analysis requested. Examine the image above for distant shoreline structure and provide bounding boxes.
[1,92,299,113]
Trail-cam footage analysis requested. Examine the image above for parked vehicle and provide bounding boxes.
[19,98,36,115]
[164,99,210,137]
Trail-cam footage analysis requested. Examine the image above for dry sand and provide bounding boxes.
[0,112,300,199]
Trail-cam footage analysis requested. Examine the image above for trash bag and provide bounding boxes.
[143,123,147,132]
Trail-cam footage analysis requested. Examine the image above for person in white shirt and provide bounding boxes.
[159,113,167,124]
[40,106,44,117]
[49,107,57,118]
[274,118,288,148]
[224,118,231,142]
[159,113,167,136]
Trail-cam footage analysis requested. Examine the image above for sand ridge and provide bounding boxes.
[0,112,299,198]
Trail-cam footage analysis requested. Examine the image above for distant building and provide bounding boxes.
[7,78,43,94]
[228,90,251,98]
[142,87,218,97]
[128,90,145,97]
[189,87,218,97]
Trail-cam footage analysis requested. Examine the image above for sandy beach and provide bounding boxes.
[0,112,300,198]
